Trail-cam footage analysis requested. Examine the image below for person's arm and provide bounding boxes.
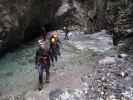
[57,38,61,45]
[35,50,39,65]
[48,52,51,67]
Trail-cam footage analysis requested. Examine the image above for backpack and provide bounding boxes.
[37,40,49,65]
[49,31,57,47]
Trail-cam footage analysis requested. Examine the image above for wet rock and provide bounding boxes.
[49,88,86,100]
[120,71,128,78]
[119,54,128,58]
[106,95,117,100]
[86,56,133,100]
[49,88,64,100]
[99,56,116,65]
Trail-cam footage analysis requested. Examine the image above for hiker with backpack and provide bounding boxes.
[48,31,61,64]
[35,29,62,90]
[35,39,51,90]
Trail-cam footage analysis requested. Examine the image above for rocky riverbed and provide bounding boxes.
[0,30,132,100]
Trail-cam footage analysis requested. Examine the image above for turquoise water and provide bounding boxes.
[0,43,38,96]
[0,31,65,96]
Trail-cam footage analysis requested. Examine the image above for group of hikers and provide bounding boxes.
[35,27,69,90]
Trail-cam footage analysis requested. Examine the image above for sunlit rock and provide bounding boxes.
[99,57,116,65]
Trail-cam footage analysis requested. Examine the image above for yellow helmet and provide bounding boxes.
[51,37,56,44]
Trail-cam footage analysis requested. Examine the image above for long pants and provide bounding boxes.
[56,43,61,56]
[65,32,69,40]
[49,48,58,63]
[38,64,50,84]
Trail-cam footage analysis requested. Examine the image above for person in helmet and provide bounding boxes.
[51,31,61,56]
[49,32,58,64]
[35,39,51,90]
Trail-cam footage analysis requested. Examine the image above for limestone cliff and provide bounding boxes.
[0,0,132,54]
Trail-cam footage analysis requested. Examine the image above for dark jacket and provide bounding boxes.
[35,46,51,70]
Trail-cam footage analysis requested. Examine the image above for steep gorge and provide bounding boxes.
[0,0,132,54]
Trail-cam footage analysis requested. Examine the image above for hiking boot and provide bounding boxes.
[38,83,43,91]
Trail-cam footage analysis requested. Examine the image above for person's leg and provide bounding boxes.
[50,53,54,62]
[65,32,67,40]
[53,48,58,62]
[38,68,43,90]
[39,70,43,84]
[45,65,50,83]
[55,54,58,62]
[49,49,54,65]
[65,32,69,40]
[56,44,61,56]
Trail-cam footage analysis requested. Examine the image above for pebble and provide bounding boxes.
[86,56,133,100]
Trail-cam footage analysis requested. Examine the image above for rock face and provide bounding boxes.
[105,0,133,43]
[0,0,63,54]
[0,0,132,54]
[0,0,98,54]
[0,0,95,54]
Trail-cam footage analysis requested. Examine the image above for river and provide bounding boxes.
[0,30,122,99]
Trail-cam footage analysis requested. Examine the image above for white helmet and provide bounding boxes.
[38,39,45,48]
[38,39,44,45]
